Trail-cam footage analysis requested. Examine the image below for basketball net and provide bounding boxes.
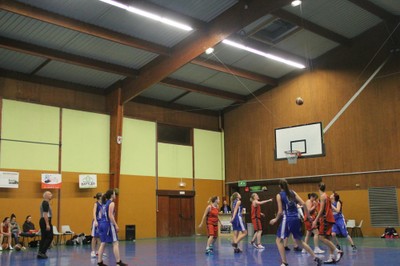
[284,150,300,164]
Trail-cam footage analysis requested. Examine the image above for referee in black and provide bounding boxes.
[37,191,53,259]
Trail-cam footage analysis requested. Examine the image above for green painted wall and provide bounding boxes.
[0,100,60,170]
[194,129,224,180]
[120,118,156,176]
[158,143,193,178]
[61,109,109,173]
[0,100,226,181]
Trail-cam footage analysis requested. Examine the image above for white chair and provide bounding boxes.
[353,220,363,237]
[52,226,63,245]
[346,219,356,236]
[61,225,74,243]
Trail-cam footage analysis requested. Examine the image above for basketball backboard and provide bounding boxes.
[274,122,325,160]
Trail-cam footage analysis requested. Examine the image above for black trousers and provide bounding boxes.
[39,218,53,254]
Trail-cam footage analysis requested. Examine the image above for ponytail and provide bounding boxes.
[334,193,343,212]
[102,189,114,204]
[210,196,218,204]
[279,179,294,201]
[231,192,240,206]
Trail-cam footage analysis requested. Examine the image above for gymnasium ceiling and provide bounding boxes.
[0,0,399,116]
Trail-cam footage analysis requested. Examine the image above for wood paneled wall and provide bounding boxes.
[0,78,107,114]
[223,23,400,236]
[0,78,220,131]
[224,22,400,184]
[124,101,220,131]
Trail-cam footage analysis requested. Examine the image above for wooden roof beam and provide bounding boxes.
[122,0,294,104]
[0,37,138,77]
[346,0,398,23]
[0,68,103,95]
[191,58,278,86]
[271,9,351,46]
[0,0,170,56]
[160,78,246,102]
[132,96,220,116]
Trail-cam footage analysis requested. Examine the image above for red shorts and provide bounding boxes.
[305,219,317,231]
[207,223,218,237]
[252,218,262,231]
[319,220,333,236]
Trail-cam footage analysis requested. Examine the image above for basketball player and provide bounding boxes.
[97,189,127,266]
[198,196,220,254]
[302,193,325,254]
[270,179,322,266]
[91,192,103,258]
[230,192,247,253]
[330,192,357,251]
[312,183,343,264]
[249,193,272,249]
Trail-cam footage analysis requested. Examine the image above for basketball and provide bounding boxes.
[1,243,9,250]
[296,97,304,105]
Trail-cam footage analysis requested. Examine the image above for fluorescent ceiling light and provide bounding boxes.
[99,0,193,31]
[205,47,214,54]
[291,0,302,7]
[222,39,306,69]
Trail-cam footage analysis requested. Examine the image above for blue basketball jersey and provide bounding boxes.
[95,202,102,221]
[279,190,298,218]
[332,201,344,220]
[99,200,111,223]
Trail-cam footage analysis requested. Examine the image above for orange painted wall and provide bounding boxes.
[0,169,109,235]
[58,172,109,235]
[0,171,224,240]
[0,169,59,229]
[116,176,223,239]
[194,179,224,235]
[158,176,194,191]
[117,175,156,239]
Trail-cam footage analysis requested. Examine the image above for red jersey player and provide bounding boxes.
[199,196,220,254]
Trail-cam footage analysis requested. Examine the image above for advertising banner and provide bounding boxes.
[41,173,62,189]
[0,171,19,188]
[79,174,97,189]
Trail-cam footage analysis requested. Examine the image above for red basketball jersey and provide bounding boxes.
[207,205,219,225]
[321,193,335,223]
[251,203,261,220]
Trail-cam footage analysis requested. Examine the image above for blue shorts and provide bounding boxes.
[99,222,118,243]
[276,215,302,240]
[332,217,348,237]
[232,215,246,232]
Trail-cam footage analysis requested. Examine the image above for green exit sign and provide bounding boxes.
[238,180,247,187]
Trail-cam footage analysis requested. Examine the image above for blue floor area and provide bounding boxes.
[1,235,399,266]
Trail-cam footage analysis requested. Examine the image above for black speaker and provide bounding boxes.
[125,225,135,241]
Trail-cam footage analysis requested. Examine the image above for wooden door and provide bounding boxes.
[157,195,170,237]
[157,195,194,237]
[180,196,194,236]
[169,196,181,237]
